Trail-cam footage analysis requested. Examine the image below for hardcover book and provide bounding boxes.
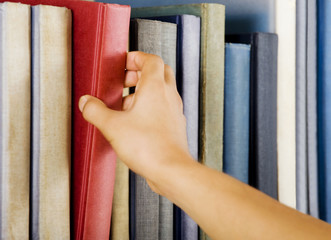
[306,0,319,218]
[226,33,278,200]
[275,0,296,209]
[0,2,30,239]
[223,43,250,184]
[317,0,331,223]
[296,0,308,214]
[31,5,72,238]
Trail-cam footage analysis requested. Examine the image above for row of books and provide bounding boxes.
[0,0,130,239]
[107,0,331,240]
[1,0,330,240]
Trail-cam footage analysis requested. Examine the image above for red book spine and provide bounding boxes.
[76,5,130,239]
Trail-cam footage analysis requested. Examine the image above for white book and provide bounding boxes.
[0,3,31,239]
[275,0,296,209]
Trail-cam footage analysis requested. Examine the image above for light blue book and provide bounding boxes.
[223,43,250,183]
[101,0,275,33]
[317,0,331,224]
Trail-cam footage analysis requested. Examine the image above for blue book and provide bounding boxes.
[102,0,275,33]
[317,0,331,223]
[223,43,250,184]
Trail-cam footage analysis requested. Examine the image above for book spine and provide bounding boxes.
[159,21,177,240]
[0,3,30,239]
[307,0,319,218]
[79,5,130,239]
[223,43,250,184]
[296,0,308,214]
[180,15,200,240]
[130,19,161,240]
[317,0,331,223]
[199,4,225,172]
[111,158,130,240]
[249,33,278,200]
[31,5,72,239]
[276,0,296,209]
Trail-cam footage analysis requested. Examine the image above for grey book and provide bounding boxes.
[306,0,318,218]
[0,2,30,239]
[129,19,177,240]
[31,5,71,239]
[296,0,308,214]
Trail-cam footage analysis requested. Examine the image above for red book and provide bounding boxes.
[0,0,130,239]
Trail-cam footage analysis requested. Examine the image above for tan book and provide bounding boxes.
[111,159,130,240]
[31,5,72,239]
[0,2,30,239]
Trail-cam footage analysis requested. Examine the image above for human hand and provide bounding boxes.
[79,51,191,193]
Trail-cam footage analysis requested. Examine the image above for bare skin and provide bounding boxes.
[79,51,331,240]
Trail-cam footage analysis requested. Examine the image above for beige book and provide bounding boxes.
[275,0,296,209]
[31,5,72,239]
[0,2,30,239]
[111,159,130,240]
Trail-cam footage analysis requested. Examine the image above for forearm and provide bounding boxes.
[155,149,331,240]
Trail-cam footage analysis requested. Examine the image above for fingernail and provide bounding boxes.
[79,95,88,112]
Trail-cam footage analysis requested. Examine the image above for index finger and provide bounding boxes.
[126,51,164,73]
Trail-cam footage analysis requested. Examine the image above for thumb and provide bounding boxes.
[79,95,120,140]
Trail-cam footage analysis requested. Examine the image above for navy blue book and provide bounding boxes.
[317,0,331,223]
[143,15,201,240]
[223,43,251,184]
[226,33,278,200]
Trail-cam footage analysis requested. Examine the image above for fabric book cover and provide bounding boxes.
[317,0,331,224]
[0,2,30,239]
[296,0,308,214]
[31,5,72,238]
[226,33,278,200]
[0,0,131,238]
[275,0,296,209]
[306,0,319,218]
[223,43,250,184]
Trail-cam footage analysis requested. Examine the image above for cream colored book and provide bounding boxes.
[31,5,72,239]
[111,159,130,240]
[0,2,30,239]
[275,0,296,209]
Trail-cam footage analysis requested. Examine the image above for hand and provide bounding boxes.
[79,51,191,193]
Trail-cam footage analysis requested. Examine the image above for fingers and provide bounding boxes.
[125,71,139,88]
[164,64,177,89]
[122,94,134,111]
[79,95,120,139]
[127,52,164,80]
